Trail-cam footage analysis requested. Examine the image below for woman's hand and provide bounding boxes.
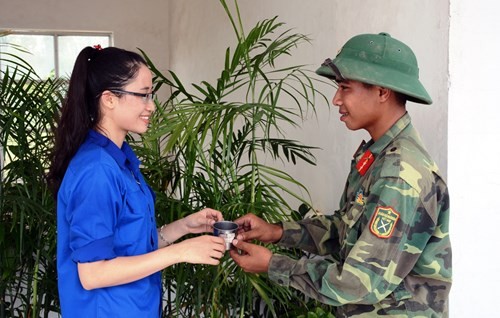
[157,208,223,247]
[176,235,226,265]
[182,208,223,234]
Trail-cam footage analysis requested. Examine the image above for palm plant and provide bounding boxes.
[132,1,332,316]
[0,32,65,318]
[1,1,336,315]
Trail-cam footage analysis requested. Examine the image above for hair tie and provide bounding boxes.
[88,45,103,62]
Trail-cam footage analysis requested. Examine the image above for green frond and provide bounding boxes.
[135,3,332,315]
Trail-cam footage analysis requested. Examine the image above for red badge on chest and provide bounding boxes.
[356,150,374,176]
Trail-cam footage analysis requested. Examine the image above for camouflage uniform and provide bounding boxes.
[268,113,452,317]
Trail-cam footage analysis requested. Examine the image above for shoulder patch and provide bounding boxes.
[370,206,400,239]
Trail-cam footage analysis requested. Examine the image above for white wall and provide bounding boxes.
[449,0,500,317]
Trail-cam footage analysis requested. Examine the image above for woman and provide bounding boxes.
[47,46,225,317]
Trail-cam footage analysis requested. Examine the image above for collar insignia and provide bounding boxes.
[356,150,375,176]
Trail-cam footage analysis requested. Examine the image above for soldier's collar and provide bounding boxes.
[354,112,412,158]
[353,113,411,176]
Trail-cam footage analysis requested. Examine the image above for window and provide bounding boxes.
[0,30,113,79]
[0,30,112,175]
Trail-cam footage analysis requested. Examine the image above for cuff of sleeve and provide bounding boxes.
[72,235,117,263]
[268,254,297,287]
[277,221,303,248]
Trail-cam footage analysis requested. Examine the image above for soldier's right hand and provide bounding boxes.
[233,213,283,243]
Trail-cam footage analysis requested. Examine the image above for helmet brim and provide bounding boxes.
[316,58,432,105]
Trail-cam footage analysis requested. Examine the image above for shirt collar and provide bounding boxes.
[354,112,412,158]
[87,130,140,171]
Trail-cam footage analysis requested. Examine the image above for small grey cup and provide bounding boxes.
[213,221,239,250]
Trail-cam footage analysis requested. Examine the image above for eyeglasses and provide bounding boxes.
[110,89,156,103]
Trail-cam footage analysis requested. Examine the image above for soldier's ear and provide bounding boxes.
[377,87,391,103]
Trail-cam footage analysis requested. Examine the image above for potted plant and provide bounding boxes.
[133,1,332,316]
[0,32,65,317]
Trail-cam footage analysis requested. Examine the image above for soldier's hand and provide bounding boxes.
[233,213,283,243]
[229,239,272,273]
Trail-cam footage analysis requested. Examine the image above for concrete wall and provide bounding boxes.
[0,0,172,75]
[2,0,498,316]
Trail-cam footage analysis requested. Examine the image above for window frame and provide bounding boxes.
[0,29,114,78]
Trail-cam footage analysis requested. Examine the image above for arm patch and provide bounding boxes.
[369,206,400,239]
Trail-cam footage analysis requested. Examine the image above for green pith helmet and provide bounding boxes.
[316,32,432,105]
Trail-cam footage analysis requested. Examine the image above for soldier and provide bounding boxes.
[230,32,452,317]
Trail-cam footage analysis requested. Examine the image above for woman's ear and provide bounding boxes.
[100,91,116,110]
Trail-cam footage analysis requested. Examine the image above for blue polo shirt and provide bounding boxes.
[57,130,161,317]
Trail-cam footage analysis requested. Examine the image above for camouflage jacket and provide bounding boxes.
[268,113,452,317]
